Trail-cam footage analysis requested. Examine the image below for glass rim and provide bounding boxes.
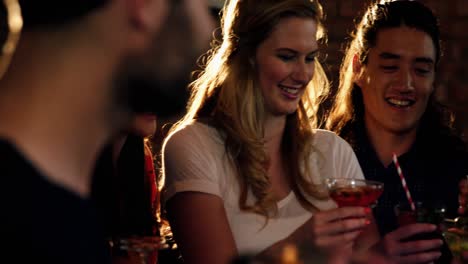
[109,236,170,251]
[325,177,384,187]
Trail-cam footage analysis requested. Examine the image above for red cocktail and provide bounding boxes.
[326,178,384,207]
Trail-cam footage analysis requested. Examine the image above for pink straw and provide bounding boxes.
[392,153,416,211]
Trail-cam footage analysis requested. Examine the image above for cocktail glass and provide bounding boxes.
[325,178,384,207]
[111,236,168,264]
[395,201,447,226]
[395,201,447,244]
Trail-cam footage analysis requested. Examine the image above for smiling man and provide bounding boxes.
[355,26,436,159]
[326,1,468,263]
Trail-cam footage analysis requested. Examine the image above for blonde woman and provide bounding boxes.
[162,0,378,263]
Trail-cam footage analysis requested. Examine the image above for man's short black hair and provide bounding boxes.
[19,1,110,28]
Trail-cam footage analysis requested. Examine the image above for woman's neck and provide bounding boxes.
[263,115,292,200]
[264,115,286,156]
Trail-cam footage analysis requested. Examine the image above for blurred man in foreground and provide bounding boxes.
[0,0,213,263]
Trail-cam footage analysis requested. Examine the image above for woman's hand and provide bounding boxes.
[373,223,442,264]
[306,206,371,254]
[257,206,376,262]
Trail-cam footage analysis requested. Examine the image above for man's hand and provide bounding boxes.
[373,224,442,264]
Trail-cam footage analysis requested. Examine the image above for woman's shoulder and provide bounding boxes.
[166,121,222,144]
[312,129,351,150]
[310,129,358,165]
[309,129,364,181]
[163,121,225,158]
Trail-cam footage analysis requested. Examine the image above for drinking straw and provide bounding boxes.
[392,153,416,211]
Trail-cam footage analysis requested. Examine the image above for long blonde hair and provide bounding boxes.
[166,0,330,217]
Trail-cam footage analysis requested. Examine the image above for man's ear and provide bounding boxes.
[127,0,167,38]
[353,54,365,88]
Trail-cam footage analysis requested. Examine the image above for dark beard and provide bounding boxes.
[113,0,210,120]
[126,75,190,118]
[112,55,192,120]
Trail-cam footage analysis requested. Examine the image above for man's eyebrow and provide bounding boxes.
[379,52,434,64]
[414,57,435,65]
[379,52,434,65]
[379,52,400,59]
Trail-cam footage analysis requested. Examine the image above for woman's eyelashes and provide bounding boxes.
[276,53,316,63]
[277,53,295,62]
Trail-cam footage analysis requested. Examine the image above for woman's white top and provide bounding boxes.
[163,122,364,254]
